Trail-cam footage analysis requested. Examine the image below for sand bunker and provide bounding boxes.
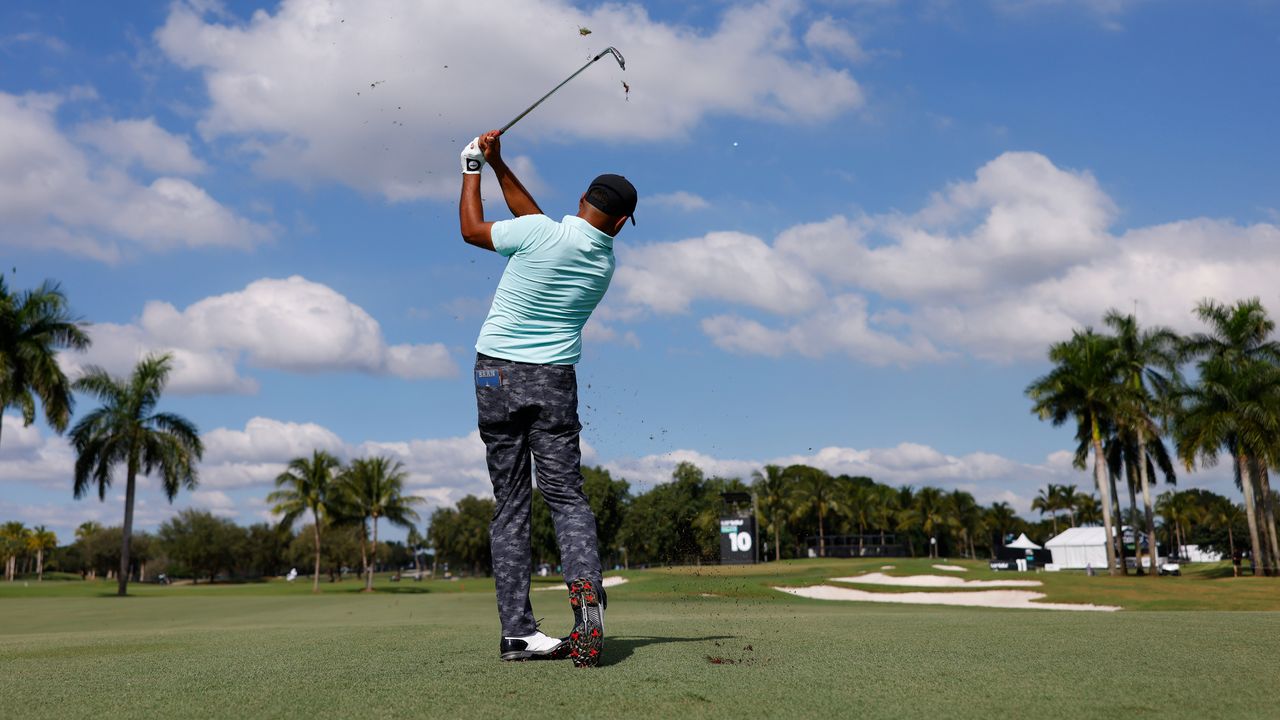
[835,572,1041,588]
[933,564,968,572]
[534,576,628,592]
[775,585,1119,612]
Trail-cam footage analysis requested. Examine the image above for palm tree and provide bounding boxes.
[1032,484,1062,535]
[0,276,91,450]
[870,485,900,548]
[1205,497,1244,575]
[752,464,789,561]
[785,465,841,557]
[1054,484,1077,527]
[947,490,981,558]
[269,450,342,592]
[894,486,918,555]
[27,526,57,581]
[70,353,203,597]
[2,521,28,581]
[1176,299,1280,576]
[1105,428,1176,572]
[336,456,422,591]
[1105,309,1181,578]
[985,502,1018,558]
[1028,329,1125,574]
[1156,491,1200,559]
[406,525,425,577]
[900,487,947,558]
[846,483,875,554]
[1074,493,1103,525]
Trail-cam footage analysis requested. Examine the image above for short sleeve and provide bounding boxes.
[490,215,549,257]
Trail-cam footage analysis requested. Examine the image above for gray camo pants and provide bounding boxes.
[475,353,603,637]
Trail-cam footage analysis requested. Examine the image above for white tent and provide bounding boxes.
[1005,533,1042,550]
[1045,527,1110,569]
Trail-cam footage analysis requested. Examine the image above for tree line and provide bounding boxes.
[5,276,1278,585]
[1028,299,1280,576]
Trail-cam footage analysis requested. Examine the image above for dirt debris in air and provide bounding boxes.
[705,645,764,666]
[578,26,592,36]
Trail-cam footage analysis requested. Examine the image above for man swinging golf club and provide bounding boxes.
[459,130,636,667]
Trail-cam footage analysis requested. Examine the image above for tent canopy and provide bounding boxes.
[1005,533,1042,550]
[1044,526,1112,569]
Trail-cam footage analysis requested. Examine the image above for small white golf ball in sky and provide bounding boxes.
[732,141,738,147]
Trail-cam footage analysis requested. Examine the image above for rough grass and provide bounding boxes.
[2,559,1278,719]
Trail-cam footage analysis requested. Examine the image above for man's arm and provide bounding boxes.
[479,131,543,218]
[459,170,495,251]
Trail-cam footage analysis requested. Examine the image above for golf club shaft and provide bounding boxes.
[498,49,620,135]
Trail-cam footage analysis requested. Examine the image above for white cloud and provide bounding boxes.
[702,294,945,366]
[155,0,864,200]
[0,91,270,261]
[76,117,206,175]
[648,191,710,212]
[608,151,1280,364]
[62,276,457,394]
[990,0,1144,30]
[0,415,75,487]
[584,317,640,348]
[617,231,825,315]
[803,17,868,62]
[204,417,345,465]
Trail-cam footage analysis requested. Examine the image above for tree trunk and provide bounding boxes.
[1109,465,1127,575]
[118,462,138,597]
[311,511,322,593]
[817,505,825,558]
[1238,454,1265,577]
[1126,467,1144,575]
[366,515,380,592]
[774,522,781,563]
[1136,427,1160,578]
[1092,427,1119,576]
[37,548,44,581]
[1258,467,1280,575]
[1228,525,1237,577]
[359,521,370,592]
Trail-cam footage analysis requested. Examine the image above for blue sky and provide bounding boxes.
[2,0,1278,542]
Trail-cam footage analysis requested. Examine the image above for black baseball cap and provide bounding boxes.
[586,173,637,225]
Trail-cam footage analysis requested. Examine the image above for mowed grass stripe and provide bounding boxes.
[4,560,1280,719]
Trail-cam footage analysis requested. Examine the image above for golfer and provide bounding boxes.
[458,130,636,667]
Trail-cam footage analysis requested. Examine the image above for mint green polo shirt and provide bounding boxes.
[475,214,616,365]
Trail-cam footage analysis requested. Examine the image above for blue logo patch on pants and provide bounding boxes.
[475,368,505,387]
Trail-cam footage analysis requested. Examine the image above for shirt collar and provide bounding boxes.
[563,215,614,249]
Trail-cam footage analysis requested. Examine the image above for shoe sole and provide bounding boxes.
[501,641,570,662]
[567,578,604,668]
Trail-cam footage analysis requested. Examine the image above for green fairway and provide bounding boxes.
[3,559,1278,719]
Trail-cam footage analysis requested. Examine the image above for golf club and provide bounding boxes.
[498,46,625,135]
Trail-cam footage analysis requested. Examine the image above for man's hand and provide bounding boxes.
[478,130,503,166]
[460,137,485,174]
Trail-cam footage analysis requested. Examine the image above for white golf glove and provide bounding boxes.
[460,137,485,174]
